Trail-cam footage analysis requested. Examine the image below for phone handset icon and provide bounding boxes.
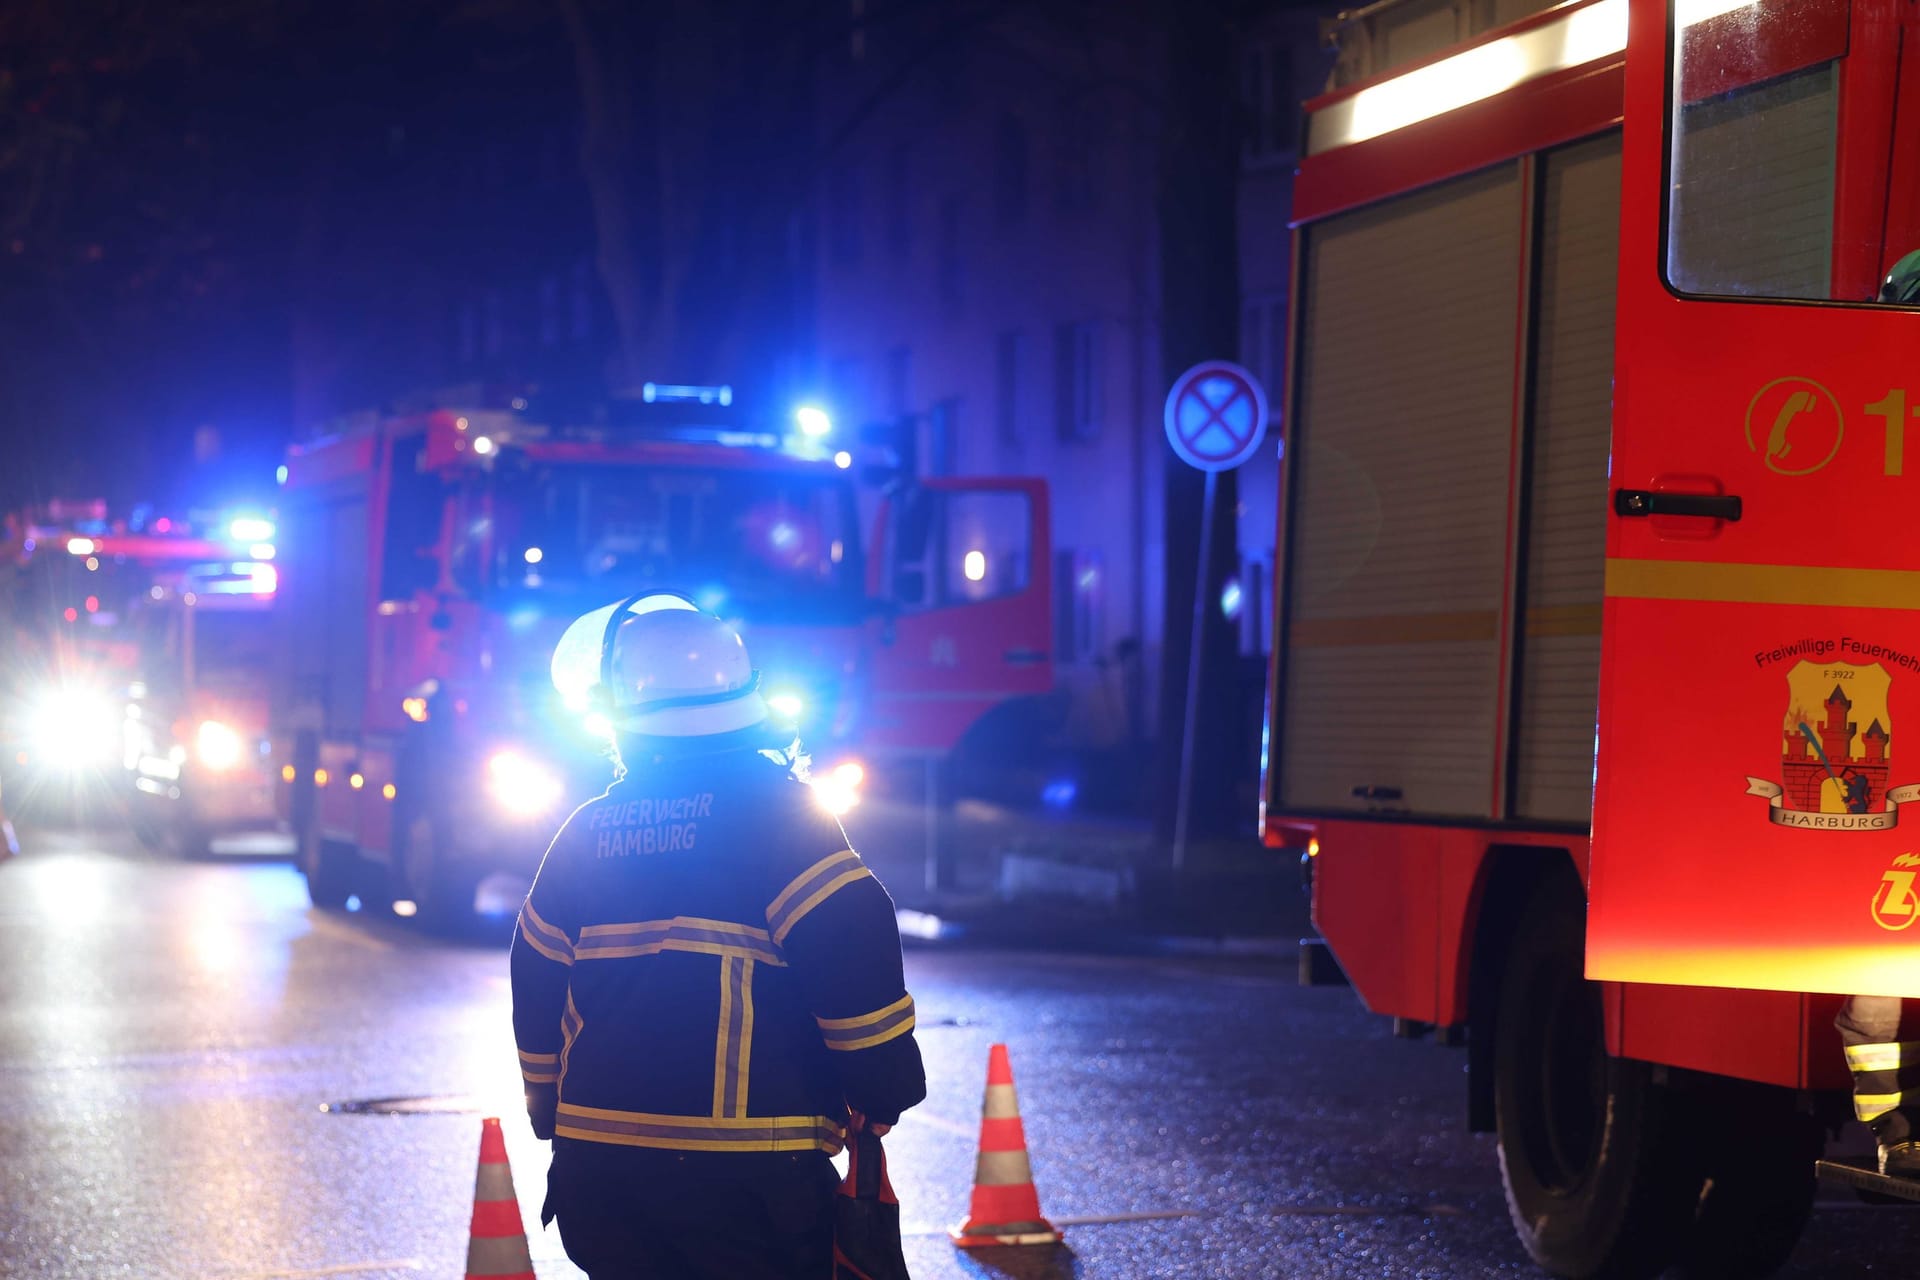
[1766,390,1816,463]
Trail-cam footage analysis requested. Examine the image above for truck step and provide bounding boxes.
[1815,1158,1920,1203]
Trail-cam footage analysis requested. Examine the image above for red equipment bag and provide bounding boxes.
[832,1124,911,1279]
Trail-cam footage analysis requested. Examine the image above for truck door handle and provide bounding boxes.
[1613,489,1742,521]
[1002,647,1046,665]
[1351,784,1403,801]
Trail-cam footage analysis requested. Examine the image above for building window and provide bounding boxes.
[1241,293,1289,392]
[995,116,1029,225]
[1054,547,1103,663]
[1055,112,1099,213]
[886,346,912,417]
[1266,297,1286,398]
[886,142,911,256]
[995,330,1025,448]
[1242,43,1299,161]
[1054,320,1100,442]
[1240,303,1264,385]
[937,196,963,308]
[830,164,863,267]
[926,397,959,476]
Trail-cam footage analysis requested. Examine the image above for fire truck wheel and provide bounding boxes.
[1494,881,1699,1279]
[297,821,354,910]
[401,812,476,932]
[130,808,166,850]
[1672,1085,1818,1279]
[170,819,213,860]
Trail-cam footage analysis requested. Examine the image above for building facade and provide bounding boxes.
[806,3,1332,768]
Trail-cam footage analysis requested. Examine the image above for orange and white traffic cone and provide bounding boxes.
[950,1043,1062,1248]
[465,1116,536,1280]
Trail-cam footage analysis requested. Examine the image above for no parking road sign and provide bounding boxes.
[1164,360,1268,473]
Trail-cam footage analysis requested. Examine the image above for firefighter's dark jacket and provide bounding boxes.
[510,746,927,1156]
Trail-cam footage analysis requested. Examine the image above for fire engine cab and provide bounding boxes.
[123,555,281,855]
[2,502,272,822]
[274,390,1051,926]
[1266,0,1920,1272]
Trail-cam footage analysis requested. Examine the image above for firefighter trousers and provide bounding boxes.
[546,1139,840,1280]
[1836,995,1920,1142]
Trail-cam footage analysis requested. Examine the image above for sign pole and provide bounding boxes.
[1172,467,1217,872]
[1161,358,1267,876]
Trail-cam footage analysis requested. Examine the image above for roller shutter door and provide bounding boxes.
[1279,164,1521,818]
[1512,134,1621,824]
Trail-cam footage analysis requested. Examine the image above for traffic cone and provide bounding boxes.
[465,1117,536,1280]
[950,1044,1061,1248]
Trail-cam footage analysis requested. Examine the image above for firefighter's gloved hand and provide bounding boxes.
[848,1108,892,1138]
[526,1083,558,1141]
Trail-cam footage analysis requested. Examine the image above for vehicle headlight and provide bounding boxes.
[767,690,805,721]
[487,749,564,818]
[195,720,245,771]
[810,759,865,816]
[26,688,118,769]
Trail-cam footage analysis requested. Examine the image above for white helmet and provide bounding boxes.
[550,591,769,737]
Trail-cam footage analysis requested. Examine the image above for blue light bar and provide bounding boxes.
[642,382,734,406]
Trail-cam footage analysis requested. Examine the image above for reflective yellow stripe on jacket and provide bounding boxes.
[554,1102,847,1154]
[518,900,574,965]
[816,994,916,1052]
[767,850,870,944]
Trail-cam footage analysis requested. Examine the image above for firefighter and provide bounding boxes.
[512,591,926,1278]
[1837,255,1920,1180]
[1837,997,1920,1176]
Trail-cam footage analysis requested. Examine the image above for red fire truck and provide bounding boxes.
[122,557,281,855]
[2,503,274,821]
[1265,0,1920,1273]
[274,393,1051,925]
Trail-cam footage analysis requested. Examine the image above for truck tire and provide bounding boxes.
[172,817,213,860]
[297,820,355,910]
[1494,878,1698,1279]
[400,811,476,934]
[1672,1084,1818,1279]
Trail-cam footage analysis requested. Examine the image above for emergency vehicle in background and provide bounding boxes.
[273,387,1051,925]
[1,501,277,821]
[121,556,281,855]
[1265,0,1920,1273]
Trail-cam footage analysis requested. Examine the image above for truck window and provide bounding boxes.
[889,488,1032,614]
[941,491,1030,604]
[486,460,864,621]
[380,435,444,601]
[1665,0,1839,300]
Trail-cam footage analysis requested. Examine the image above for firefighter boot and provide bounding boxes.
[1874,1112,1920,1178]
[1882,1143,1920,1178]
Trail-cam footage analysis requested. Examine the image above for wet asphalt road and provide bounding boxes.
[4,829,1920,1278]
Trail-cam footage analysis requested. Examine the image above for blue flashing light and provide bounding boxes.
[229,516,275,543]
[770,522,798,550]
[833,450,853,469]
[1042,778,1079,811]
[643,382,733,406]
[276,464,289,486]
[795,406,832,437]
[1220,579,1244,621]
